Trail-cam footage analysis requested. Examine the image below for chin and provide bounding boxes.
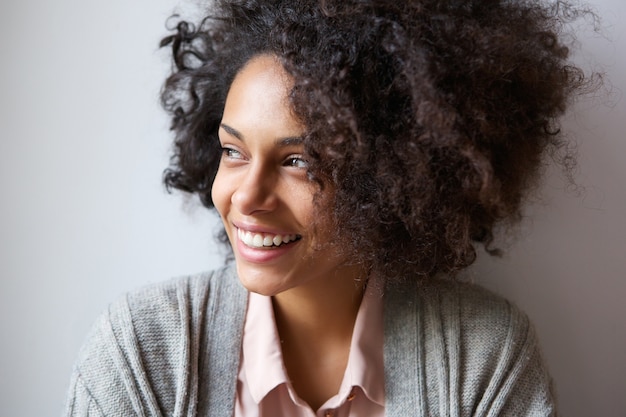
[235,264,290,297]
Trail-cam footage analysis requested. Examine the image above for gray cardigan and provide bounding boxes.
[64,266,555,416]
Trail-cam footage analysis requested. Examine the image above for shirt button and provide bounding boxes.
[324,410,334,417]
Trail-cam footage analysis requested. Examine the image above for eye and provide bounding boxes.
[285,155,308,169]
[221,146,244,160]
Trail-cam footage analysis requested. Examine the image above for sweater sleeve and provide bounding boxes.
[452,283,556,417]
[469,302,556,417]
[383,279,556,417]
[64,371,106,417]
[63,268,247,417]
[63,276,207,417]
[63,287,171,417]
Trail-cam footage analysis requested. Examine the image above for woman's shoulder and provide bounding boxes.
[424,279,536,366]
[94,266,243,346]
[120,265,240,323]
[383,278,554,416]
[65,265,247,417]
[387,277,531,340]
[431,279,527,334]
[392,278,537,367]
[74,264,246,362]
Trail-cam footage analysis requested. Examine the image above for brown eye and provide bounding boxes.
[221,147,243,159]
[285,156,307,168]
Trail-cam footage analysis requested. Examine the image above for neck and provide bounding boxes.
[272,264,365,347]
[271,264,366,410]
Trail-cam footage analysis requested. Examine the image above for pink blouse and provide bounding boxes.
[234,282,385,417]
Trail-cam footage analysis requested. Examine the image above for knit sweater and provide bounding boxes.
[64,266,555,416]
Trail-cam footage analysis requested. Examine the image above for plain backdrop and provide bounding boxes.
[1,0,624,416]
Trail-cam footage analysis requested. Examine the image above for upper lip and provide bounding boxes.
[232,219,299,236]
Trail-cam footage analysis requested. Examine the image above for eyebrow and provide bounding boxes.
[219,123,303,147]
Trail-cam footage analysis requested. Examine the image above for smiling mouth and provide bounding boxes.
[237,228,302,249]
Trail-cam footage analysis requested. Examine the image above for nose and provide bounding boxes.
[231,164,278,215]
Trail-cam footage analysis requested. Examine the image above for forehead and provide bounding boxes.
[221,55,303,139]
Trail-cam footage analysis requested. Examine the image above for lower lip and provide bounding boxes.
[235,232,299,264]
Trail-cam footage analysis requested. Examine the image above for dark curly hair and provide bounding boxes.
[160,0,591,282]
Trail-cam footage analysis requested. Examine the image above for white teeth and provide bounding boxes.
[237,228,300,248]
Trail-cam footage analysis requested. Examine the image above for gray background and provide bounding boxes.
[1,0,624,416]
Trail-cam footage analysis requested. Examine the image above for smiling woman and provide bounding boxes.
[214,55,368,408]
[213,55,362,302]
[63,0,596,416]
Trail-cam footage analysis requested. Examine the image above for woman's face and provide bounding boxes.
[212,54,357,296]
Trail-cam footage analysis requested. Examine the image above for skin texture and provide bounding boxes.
[211,54,365,409]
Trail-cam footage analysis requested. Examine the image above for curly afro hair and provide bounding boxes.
[160,0,591,282]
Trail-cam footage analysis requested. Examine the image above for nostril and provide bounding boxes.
[231,181,278,215]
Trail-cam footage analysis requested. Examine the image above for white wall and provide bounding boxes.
[0,0,624,416]
[0,1,221,415]
[472,2,626,416]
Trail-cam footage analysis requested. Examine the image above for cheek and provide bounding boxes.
[286,183,316,220]
[297,189,334,239]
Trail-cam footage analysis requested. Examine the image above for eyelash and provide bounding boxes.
[221,147,243,159]
[285,156,307,169]
[220,147,307,169]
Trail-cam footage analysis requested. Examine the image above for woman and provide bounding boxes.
[65,0,591,415]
